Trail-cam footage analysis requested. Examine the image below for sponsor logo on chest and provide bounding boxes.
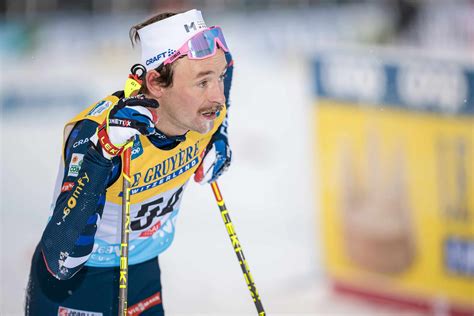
[131,139,144,160]
[129,143,200,195]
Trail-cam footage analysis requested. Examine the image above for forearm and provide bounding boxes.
[40,146,113,280]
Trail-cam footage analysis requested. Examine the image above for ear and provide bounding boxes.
[146,70,164,99]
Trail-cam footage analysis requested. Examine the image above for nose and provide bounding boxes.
[208,81,226,105]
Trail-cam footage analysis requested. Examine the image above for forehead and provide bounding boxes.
[174,49,227,75]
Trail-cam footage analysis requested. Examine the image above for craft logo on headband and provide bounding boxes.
[138,9,208,70]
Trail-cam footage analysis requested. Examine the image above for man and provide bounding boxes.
[25,9,234,315]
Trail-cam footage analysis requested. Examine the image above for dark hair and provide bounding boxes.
[129,12,178,91]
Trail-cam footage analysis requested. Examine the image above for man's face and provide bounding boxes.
[156,49,227,135]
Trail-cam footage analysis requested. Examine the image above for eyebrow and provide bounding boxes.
[194,65,228,79]
[195,70,214,79]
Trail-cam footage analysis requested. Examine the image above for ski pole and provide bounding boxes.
[118,64,144,315]
[210,181,265,315]
[118,143,133,316]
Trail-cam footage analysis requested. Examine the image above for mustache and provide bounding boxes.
[199,103,224,114]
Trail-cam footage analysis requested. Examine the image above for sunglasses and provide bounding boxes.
[163,26,229,66]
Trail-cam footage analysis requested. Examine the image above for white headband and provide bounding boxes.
[137,9,208,70]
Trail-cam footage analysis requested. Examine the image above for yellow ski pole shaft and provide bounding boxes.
[210,181,265,315]
[118,144,132,316]
[118,65,144,315]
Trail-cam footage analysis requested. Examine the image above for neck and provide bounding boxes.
[154,119,188,138]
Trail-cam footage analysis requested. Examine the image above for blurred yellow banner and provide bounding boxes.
[313,52,474,315]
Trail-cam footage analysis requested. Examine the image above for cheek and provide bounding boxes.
[183,88,202,102]
[165,87,205,119]
[166,90,190,111]
[170,95,199,122]
[181,91,205,112]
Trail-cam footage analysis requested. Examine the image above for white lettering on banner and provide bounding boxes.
[322,54,385,103]
[398,61,467,113]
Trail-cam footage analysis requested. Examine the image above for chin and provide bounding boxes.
[194,121,214,134]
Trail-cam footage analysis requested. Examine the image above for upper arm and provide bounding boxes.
[62,120,99,179]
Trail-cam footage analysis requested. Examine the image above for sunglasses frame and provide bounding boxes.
[163,26,229,66]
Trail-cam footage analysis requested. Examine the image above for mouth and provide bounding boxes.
[201,110,217,120]
[199,105,223,121]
